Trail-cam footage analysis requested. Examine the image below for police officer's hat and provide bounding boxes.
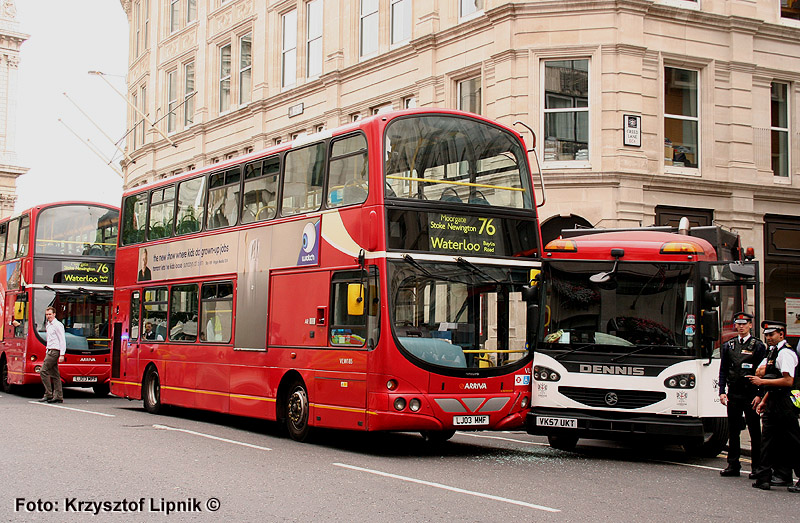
[732,312,753,324]
[761,320,787,334]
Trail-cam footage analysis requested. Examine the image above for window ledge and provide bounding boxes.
[656,0,700,11]
[542,161,591,170]
[664,166,701,176]
[459,10,484,23]
[774,175,792,185]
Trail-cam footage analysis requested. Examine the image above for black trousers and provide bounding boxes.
[726,395,761,470]
[754,399,800,482]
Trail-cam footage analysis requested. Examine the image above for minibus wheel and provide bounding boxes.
[421,430,456,444]
[1,357,13,393]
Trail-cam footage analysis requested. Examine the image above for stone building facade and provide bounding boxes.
[0,0,28,218]
[117,0,800,331]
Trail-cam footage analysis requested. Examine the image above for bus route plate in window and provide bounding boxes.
[73,376,98,383]
[535,416,577,428]
[453,415,489,426]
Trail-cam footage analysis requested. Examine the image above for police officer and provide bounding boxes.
[718,312,766,477]
[749,320,800,491]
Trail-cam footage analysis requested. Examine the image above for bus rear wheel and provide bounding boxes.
[684,417,728,457]
[1,357,13,393]
[285,380,311,442]
[143,367,162,414]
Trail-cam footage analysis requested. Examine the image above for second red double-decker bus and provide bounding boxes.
[0,202,118,396]
[111,108,543,441]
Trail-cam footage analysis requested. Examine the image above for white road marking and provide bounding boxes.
[653,459,750,474]
[456,432,549,446]
[29,401,115,417]
[333,463,560,513]
[152,424,271,451]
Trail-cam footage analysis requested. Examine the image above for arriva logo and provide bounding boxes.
[79,358,96,362]
[459,383,487,390]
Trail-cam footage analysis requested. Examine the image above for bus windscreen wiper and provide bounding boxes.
[610,345,668,362]
[553,344,604,360]
[402,254,436,277]
[456,257,501,284]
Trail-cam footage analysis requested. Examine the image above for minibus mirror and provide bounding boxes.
[348,283,365,316]
[701,309,720,340]
[729,263,756,279]
[701,277,720,308]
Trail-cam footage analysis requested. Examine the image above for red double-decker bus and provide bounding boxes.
[111,109,542,441]
[0,202,118,396]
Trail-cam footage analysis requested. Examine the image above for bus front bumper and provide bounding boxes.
[526,407,704,440]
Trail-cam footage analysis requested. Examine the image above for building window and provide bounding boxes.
[460,0,483,18]
[457,77,481,115]
[771,82,790,178]
[239,33,252,104]
[404,96,417,109]
[187,0,197,23]
[220,44,232,112]
[372,103,393,115]
[391,0,411,44]
[134,1,141,57]
[360,0,379,57]
[307,0,323,78]
[170,0,180,33]
[664,67,699,169]
[167,70,178,133]
[131,92,138,150]
[782,0,800,20]
[351,113,363,122]
[140,86,147,144]
[184,62,195,126]
[543,59,589,163]
[282,10,297,88]
[144,0,149,48]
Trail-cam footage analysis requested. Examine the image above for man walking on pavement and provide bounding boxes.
[749,320,800,491]
[38,306,66,404]
[719,312,766,478]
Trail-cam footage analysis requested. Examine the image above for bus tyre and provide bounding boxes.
[684,417,728,457]
[143,367,162,414]
[547,434,579,452]
[1,357,13,393]
[286,380,311,442]
[421,430,456,444]
[93,383,110,397]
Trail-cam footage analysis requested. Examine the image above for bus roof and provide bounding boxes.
[122,108,527,195]
[545,230,719,262]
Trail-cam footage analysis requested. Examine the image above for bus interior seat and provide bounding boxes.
[343,185,368,205]
[468,190,490,205]
[440,187,461,203]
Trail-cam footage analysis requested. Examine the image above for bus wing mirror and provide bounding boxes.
[347,283,365,316]
[14,302,26,320]
[522,269,541,302]
[15,293,28,303]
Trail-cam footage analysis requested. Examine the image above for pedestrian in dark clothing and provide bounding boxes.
[719,312,766,478]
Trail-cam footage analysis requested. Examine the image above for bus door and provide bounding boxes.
[269,270,368,431]
[3,292,28,384]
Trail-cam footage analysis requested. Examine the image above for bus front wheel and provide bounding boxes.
[547,434,579,452]
[1,357,13,393]
[93,383,110,397]
[421,430,456,444]
[143,367,162,414]
[285,380,310,442]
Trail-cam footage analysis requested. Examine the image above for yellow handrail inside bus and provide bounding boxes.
[461,349,527,354]
[385,175,524,192]
[36,239,116,246]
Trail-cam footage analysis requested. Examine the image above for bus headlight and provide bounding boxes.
[393,397,407,411]
[534,366,560,382]
[520,396,529,408]
[409,398,421,412]
[664,374,695,389]
[386,379,398,390]
[34,365,42,373]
